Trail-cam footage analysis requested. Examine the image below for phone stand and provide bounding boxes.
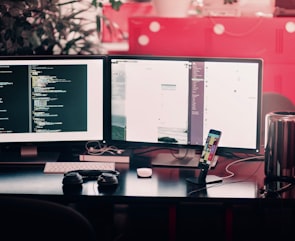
[186,166,223,186]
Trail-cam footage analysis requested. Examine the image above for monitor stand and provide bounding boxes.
[151,148,219,169]
[0,145,60,164]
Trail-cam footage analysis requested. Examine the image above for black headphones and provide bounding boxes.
[62,169,120,194]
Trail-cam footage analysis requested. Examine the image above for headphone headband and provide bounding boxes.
[64,169,120,180]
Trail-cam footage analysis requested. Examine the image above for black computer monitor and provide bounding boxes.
[107,55,263,167]
[0,55,106,163]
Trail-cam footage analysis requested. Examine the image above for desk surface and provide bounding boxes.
[1,156,294,241]
[0,158,261,201]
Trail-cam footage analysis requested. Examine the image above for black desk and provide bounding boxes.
[0,158,293,241]
[0,159,260,241]
[0,163,258,199]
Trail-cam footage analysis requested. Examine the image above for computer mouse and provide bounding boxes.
[137,168,152,178]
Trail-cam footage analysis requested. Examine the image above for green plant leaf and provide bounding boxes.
[109,0,123,11]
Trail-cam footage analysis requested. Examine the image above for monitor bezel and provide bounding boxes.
[0,54,108,148]
[106,54,263,155]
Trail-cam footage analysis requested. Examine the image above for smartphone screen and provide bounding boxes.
[199,129,222,167]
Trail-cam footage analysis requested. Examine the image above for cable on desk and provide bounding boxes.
[219,155,295,198]
[187,182,224,197]
[84,141,125,156]
[222,155,264,180]
[260,183,294,199]
[187,155,264,197]
[260,175,295,198]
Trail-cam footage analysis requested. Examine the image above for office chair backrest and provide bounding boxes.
[0,195,98,241]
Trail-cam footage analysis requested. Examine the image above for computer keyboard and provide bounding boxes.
[44,161,115,174]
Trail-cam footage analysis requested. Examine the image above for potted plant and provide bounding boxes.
[150,0,239,17]
[202,0,240,16]
[151,0,192,17]
[0,0,123,55]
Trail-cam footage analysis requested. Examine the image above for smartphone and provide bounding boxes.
[199,129,222,168]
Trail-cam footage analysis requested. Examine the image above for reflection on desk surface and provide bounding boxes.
[122,168,258,198]
[187,180,258,198]
[0,165,258,199]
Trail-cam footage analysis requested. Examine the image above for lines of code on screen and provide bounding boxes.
[0,64,87,134]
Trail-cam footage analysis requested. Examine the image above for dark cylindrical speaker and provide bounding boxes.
[265,111,295,178]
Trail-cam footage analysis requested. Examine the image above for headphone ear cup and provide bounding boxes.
[62,172,84,185]
[97,173,118,192]
[62,172,83,195]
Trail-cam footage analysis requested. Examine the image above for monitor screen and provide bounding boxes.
[108,55,263,166]
[0,55,105,162]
